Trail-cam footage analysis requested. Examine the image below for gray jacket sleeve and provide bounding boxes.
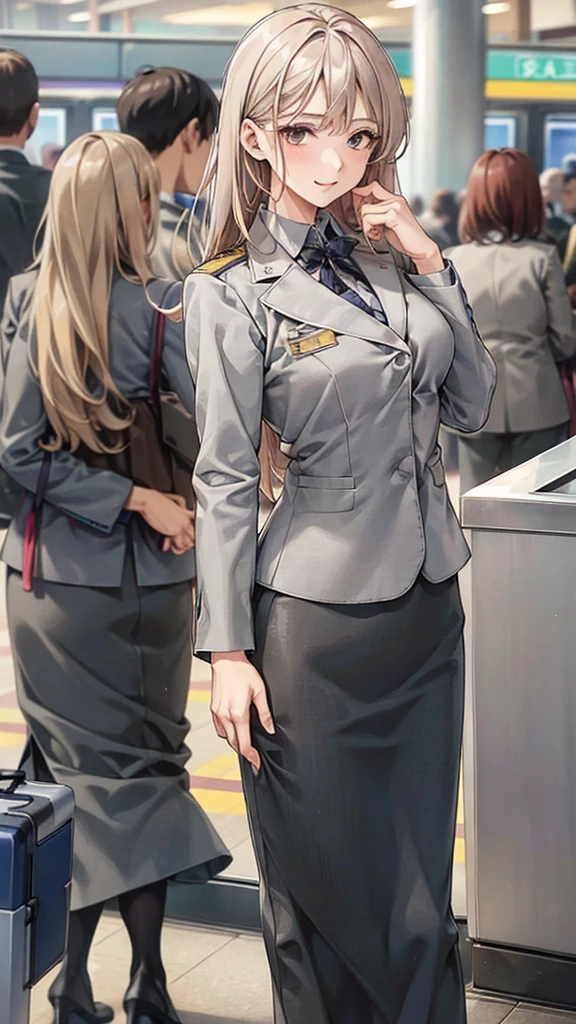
[184,272,264,655]
[0,324,133,534]
[406,261,497,432]
[542,246,576,362]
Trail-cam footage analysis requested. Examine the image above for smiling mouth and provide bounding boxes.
[314,180,338,187]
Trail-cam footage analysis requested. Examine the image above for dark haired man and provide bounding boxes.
[0,48,51,313]
[558,175,576,302]
[117,67,218,278]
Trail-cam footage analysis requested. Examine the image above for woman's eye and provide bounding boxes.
[348,131,378,151]
[280,127,310,146]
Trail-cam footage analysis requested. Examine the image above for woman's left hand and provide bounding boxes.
[353,183,445,273]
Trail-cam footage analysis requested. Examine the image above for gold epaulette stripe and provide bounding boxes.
[194,244,247,276]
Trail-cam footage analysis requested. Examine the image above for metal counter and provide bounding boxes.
[461,436,576,1009]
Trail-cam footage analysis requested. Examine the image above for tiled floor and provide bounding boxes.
[28,914,576,1024]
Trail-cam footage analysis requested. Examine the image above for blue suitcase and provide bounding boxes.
[0,769,74,1024]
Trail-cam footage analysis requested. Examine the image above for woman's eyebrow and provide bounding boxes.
[277,114,379,127]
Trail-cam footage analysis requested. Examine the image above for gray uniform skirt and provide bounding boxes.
[242,575,465,1024]
[6,547,231,911]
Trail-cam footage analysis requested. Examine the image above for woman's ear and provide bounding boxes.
[141,197,151,225]
[240,119,269,162]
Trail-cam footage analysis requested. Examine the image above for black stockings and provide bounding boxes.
[118,878,168,984]
[50,879,169,1009]
[49,901,105,1008]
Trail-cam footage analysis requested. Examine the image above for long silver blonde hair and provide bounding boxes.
[32,131,162,453]
[198,3,410,498]
[202,2,410,261]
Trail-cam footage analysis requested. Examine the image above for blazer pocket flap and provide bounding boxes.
[296,475,355,489]
[294,476,355,512]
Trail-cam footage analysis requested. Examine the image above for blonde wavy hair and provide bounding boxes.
[32,131,162,453]
[198,3,410,498]
[202,2,409,260]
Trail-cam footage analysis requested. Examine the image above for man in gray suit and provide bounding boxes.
[117,67,218,278]
[0,49,51,315]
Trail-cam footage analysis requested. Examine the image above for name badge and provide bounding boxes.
[287,329,338,358]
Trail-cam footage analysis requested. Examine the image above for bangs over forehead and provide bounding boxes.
[246,7,403,160]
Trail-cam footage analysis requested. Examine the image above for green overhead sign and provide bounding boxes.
[387,48,576,82]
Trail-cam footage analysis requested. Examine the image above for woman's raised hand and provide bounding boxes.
[353,183,445,273]
[210,652,275,773]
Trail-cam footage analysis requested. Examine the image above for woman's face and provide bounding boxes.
[244,84,381,211]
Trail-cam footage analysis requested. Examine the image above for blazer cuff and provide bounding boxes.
[405,260,456,288]
[55,475,134,535]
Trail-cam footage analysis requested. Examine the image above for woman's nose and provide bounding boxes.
[320,146,343,172]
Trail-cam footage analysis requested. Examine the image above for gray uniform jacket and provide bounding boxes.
[0,271,195,587]
[150,195,205,280]
[446,239,576,433]
[185,207,497,656]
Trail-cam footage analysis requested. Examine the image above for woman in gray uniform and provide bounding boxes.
[185,6,497,1024]
[0,132,230,1024]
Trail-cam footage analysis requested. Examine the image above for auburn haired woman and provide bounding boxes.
[447,148,576,494]
[184,5,496,1022]
[0,132,230,1024]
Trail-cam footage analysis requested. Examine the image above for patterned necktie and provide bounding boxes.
[299,227,388,325]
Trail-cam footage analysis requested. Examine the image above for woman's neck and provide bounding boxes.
[268,174,317,224]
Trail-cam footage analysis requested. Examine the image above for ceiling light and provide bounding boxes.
[362,16,399,29]
[482,2,511,12]
[67,10,90,20]
[386,0,416,8]
[163,3,272,25]
[14,2,31,8]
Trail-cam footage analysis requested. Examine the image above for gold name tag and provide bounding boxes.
[288,329,338,358]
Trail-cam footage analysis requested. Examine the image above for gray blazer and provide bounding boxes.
[185,207,497,655]
[446,238,576,433]
[150,195,205,280]
[0,271,195,587]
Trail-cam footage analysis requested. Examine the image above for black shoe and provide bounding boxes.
[50,997,115,1024]
[123,968,181,1024]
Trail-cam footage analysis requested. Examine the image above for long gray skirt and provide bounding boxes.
[242,575,465,1024]
[6,549,231,911]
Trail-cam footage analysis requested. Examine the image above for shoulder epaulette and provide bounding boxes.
[194,244,247,277]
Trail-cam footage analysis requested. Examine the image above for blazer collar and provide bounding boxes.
[247,207,409,352]
[0,147,29,166]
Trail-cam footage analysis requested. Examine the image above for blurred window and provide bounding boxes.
[485,115,517,150]
[545,117,576,170]
[92,108,119,132]
[35,107,66,151]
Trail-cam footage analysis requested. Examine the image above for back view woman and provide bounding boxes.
[447,148,576,494]
[0,132,230,1024]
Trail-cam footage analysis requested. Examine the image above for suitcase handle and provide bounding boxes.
[0,769,26,793]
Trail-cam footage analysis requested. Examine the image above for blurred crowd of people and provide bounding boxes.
[410,157,576,489]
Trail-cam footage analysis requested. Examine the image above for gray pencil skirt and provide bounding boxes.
[6,549,231,911]
[242,575,466,1024]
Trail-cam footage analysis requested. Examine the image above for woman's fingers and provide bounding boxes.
[353,182,396,201]
[235,717,261,772]
[211,710,228,739]
[166,493,187,507]
[252,686,275,735]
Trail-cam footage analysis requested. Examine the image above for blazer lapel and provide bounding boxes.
[352,245,408,343]
[248,214,410,353]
